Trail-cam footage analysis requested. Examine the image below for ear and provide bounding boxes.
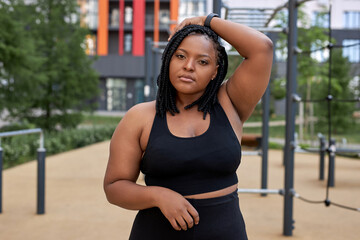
[211,65,219,80]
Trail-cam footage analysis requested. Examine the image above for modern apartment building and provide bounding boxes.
[79,0,179,111]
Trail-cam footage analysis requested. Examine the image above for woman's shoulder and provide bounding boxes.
[128,100,156,114]
[123,101,156,122]
[119,101,156,151]
[113,101,156,141]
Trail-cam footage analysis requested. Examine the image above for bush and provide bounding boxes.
[268,141,284,150]
[1,125,116,169]
[0,121,36,132]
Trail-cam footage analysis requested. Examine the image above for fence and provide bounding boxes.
[0,128,46,214]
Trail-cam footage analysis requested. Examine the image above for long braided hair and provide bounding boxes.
[156,24,228,119]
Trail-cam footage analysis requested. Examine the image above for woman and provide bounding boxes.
[104,14,273,239]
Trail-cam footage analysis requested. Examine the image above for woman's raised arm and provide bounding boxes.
[210,17,273,122]
[171,16,273,122]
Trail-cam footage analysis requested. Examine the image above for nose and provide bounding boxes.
[183,59,195,71]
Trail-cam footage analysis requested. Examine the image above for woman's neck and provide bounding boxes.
[175,92,203,109]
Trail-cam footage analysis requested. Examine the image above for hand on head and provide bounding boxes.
[168,16,206,41]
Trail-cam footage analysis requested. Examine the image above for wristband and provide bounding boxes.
[204,13,219,29]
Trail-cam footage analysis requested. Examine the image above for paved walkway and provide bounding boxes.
[0,141,359,240]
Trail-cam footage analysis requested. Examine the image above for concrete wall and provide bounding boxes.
[91,55,145,78]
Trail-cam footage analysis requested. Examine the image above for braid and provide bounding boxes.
[156,24,228,119]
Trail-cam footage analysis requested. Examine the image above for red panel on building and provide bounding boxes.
[119,0,125,55]
[133,0,145,56]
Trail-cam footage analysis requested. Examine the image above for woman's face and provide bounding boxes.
[169,34,218,98]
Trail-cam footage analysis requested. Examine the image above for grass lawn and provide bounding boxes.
[243,124,360,145]
[81,114,122,126]
[86,113,360,146]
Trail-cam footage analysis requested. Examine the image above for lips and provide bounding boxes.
[179,74,195,83]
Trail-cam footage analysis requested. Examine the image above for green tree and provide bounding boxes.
[273,7,356,135]
[28,0,99,130]
[274,7,329,98]
[0,0,44,117]
[312,48,355,133]
[1,0,99,131]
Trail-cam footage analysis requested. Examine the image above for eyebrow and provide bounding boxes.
[177,48,212,59]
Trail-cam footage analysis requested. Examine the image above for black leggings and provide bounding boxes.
[129,190,248,240]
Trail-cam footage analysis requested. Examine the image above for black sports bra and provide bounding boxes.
[140,102,241,196]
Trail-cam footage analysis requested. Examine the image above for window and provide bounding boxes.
[85,0,98,29]
[179,0,206,20]
[106,78,127,111]
[342,39,360,63]
[124,6,133,24]
[145,14,154,27]
[159,9,170,26]
[135,79,145,104]
[110,8,119,27]
[124,34,132,53]
[84,34,96,56]
[312,11,329,28]
[343,11,360,29]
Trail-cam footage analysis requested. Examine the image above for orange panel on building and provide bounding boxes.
[97,0,109,55]
[170,0,179,33]
[154,0,159,44]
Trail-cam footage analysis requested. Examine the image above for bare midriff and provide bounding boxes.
[184,183,238,199]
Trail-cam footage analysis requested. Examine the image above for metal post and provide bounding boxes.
[37,148,46,214]
[283,0,298,236]
[145,38,153,102]
[0,146,2,213]
[328,139,336,187]
[153,47,161,98]
[319,135,325,180]
[261,85,270,196]
[326,4,335,189]
[0,129,45,214]
[213,0,222,15]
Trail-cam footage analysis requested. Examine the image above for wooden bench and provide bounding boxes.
[241,135,262,149]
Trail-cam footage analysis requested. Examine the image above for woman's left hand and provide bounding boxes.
[168,16,206,40]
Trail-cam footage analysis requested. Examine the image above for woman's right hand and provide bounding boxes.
[153,187,199,231]
[168,16,206,40]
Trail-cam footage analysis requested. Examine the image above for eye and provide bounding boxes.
[175,54,185,59]
[199,59,209,65]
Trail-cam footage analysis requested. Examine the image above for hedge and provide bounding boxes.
[0,125,116,169]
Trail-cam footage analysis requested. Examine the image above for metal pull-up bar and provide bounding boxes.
[238,188,284,195]
[0,128,46,214]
